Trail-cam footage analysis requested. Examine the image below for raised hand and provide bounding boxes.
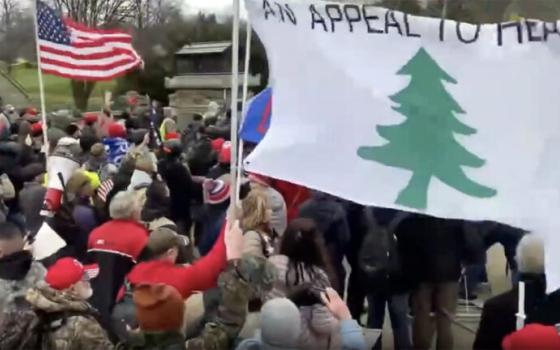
[225,219,243,261]
[321,287,352,321]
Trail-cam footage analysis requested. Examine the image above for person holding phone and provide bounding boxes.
[265,218,341,349]
[236,288,366,350]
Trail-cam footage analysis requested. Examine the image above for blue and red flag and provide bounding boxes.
[240,87,272,144]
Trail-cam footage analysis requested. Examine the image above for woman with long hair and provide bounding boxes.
[241,189,276,258]
[267,218,342,349]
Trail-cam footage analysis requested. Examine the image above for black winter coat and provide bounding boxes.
[473,274,546,350]
[299,192,350,250]
[397,214,484,285]
[158,157,194,234]
[529,288,560,326]
[88,250,136,337]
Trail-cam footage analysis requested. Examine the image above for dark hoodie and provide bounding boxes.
[158,155,194,235]
[141,180,178,234]
[299,191,350,247]
[0,142,45,213]
[141,181,171,223]
[298,191,350,292]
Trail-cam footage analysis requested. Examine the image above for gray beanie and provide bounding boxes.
[260,298,301,350]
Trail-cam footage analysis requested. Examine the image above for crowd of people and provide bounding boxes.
[0,100,559,350]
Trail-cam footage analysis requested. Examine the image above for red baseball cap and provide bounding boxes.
[83,112,98,124]
[503,324,560,350]
[31,122,43,136]
[108,122,126,138]
[45,257,99,290]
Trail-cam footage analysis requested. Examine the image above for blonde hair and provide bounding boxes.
[241,189,270,232]
[516,233,545,275]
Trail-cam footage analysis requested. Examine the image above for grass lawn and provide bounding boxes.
[11,65,115,112]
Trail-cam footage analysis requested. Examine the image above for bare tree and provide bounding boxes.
[0,0,21,72]
[134,0,180,29]
[49,0,136,27]
[0,0,18,32]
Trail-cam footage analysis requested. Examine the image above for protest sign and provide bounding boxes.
[244,0,560,291]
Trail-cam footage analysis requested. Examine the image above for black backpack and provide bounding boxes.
[357,208,408,282]
[112,280,138,344]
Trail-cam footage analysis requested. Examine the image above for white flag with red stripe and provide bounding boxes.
[36,0,142,81]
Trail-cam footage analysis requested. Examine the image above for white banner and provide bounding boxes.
[245,0,560,292]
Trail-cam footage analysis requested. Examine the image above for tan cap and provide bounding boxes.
[147,227,189,256]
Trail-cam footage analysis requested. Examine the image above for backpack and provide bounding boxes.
[47,172,80,241]
[0,296,86,350]
[357,208,408,283]
[112,280,138,344]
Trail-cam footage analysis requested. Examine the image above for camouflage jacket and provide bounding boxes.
[26,282,114,350]
[185,255,276,350]
[118,332,186,350]
[0,258,45,314]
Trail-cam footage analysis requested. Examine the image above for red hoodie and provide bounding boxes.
[125,225,227,298]
[272,180,310,222]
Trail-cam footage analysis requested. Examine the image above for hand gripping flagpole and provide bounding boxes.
[32,1,50,158]
[236,18,253,204]
[230,0,241,213]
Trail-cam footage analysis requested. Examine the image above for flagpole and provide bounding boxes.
[516,281,526,330]
[230,0,241,212]
[235,18,253,203]
[32,1,50,158]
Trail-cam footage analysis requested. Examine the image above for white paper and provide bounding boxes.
[32,222,66,260]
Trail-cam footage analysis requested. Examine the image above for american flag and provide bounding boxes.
[36,0,142,81]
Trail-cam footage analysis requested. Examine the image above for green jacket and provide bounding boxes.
[121,332,186,350]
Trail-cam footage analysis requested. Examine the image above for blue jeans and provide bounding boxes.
[367,292,412,350]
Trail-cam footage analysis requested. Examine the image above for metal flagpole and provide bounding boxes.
[32,0,50,158]
[516,281,526,330]
[236,18,253,203]
[229,0,241,211]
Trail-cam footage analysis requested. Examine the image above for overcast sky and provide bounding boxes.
[183,0,247,17]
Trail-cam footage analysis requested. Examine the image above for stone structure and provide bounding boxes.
[165,41,261,127]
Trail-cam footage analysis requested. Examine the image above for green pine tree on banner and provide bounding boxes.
[357,47,497,210]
